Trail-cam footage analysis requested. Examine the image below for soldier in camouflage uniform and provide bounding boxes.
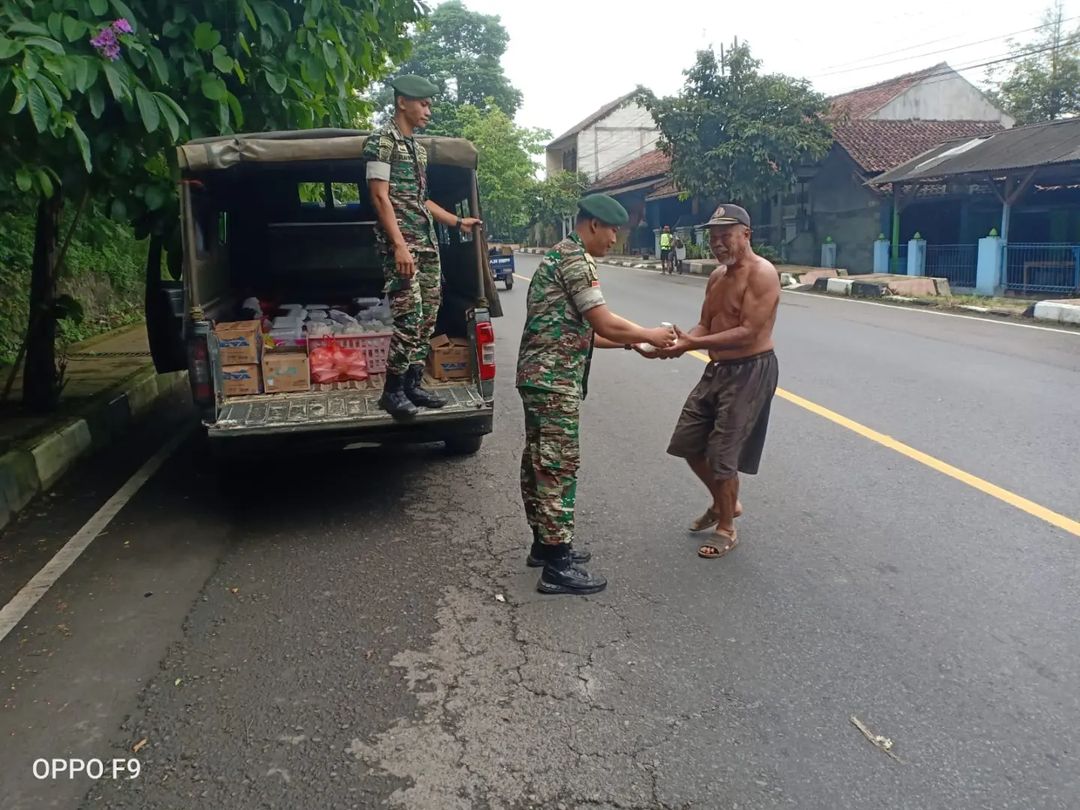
[517,194,676,595]
[365,75,482,417]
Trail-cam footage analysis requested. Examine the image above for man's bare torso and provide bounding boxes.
[702,254,780,362]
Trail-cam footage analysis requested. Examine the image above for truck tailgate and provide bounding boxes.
[207,382,489,437]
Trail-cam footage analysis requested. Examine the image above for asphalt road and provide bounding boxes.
[1,255,1079,809]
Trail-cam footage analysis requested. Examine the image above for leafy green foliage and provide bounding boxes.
[0,0,426,407]
[985,1,1080,125]
[1,0,427,226]
[637,42,832,204]
[532,170,589,230]
[376,0,521,137]
[456,101,547,241]
[0,199,145,363]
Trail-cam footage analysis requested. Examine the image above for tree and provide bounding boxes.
[376,0,521,136]
[456,101,547,241]
[987,1,1080,125]
[0,0,424,410]
[636,42,832,205]
[532,170,589,235]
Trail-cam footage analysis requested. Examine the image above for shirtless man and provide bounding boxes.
[649,204,780,559]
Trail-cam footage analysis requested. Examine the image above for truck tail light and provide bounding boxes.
[187,336,213,404]
[475,322,495,381]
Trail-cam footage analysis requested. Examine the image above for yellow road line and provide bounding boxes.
[685,349,1080,538]
[513,267,1080,537]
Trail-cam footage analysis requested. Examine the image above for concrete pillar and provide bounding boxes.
[976,233,1004,297]
[873,236,890,273]
[907,234,926,276]
[820,239,837,268]
[652,229,661,259]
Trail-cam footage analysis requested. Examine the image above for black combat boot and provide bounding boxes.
[403,364,447,409]
[526,527,591,567]
[537,544,607,596]
[379,372,418,417]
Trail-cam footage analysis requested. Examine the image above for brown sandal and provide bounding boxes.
[698,530,739,559]
[689,502,743,532]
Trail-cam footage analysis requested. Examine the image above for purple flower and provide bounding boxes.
[112,18,133,34]
[90,28,115,49]
[90,26,122,61]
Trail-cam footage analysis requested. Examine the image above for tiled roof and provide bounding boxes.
[828,63,949,120]
[872,116,1080,185]
[646,180,680,200]
[834,119,1005,174]
[590,149,670,192]
[548,91,639,147]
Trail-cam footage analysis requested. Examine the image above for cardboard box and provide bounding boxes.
[262,351,311,394]
[215,320,262,365]
[426,334,472,381]
[220,364,262,397]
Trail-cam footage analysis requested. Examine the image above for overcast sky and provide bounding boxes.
[460,0,1080,140]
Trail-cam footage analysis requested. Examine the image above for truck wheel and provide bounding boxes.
[444,435,483,456]
[504,276,514,290]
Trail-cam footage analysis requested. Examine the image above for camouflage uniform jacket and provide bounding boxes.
[363,120,439,253]
[516,232,606,398]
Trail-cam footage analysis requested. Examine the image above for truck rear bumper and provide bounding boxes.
[205,382,493,450]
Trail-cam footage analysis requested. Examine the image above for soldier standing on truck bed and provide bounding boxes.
[364,74,483,417]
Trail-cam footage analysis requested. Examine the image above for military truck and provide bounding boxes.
[145,129,502,456]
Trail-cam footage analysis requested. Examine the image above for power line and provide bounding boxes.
[819,14,1079,75]
[816,15,1080,79]
[905,38,1080,90]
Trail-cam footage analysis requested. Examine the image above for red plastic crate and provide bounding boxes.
[306,332,393,374]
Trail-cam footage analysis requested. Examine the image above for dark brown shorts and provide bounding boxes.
[666,350,779,479]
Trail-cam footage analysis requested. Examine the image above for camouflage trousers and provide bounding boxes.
[519,388,581,546]
[384,250,442,376]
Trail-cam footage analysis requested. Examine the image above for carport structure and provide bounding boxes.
[870,118,1080,296]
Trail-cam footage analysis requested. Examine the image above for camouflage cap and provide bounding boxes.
[390,74,439,99]
[704,203,751,228]
[578,193,629,227]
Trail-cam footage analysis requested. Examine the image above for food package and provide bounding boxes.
[214,320,262,365]
[329,309,359,327]
[309,338,368,384]
[272,315,304,330]
[220,364,262,396]
[262,351,311,393]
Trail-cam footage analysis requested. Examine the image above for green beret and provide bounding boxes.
[390,75,439,99]
[577,193,629,227]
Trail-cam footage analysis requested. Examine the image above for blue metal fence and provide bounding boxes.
[1005,243,1080,295]
[926,243,978,289]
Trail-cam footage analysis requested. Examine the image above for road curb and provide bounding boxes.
[1032,299,1080,325]
[0,366,188,531]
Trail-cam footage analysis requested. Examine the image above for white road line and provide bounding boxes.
[783,289,1080,336]
[0,429,190,644]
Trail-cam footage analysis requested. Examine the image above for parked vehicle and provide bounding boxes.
[488,244,515,290]
[145,129,503,457]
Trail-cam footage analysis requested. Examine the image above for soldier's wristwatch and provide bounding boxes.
[455,216,463,229]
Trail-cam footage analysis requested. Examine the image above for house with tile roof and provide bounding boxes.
[580,63,1019,266]
[545,91,659,183]
[773,62,1016,277]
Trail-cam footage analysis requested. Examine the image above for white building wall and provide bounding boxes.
[875,74,1015,126]
[576,102,659,181]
